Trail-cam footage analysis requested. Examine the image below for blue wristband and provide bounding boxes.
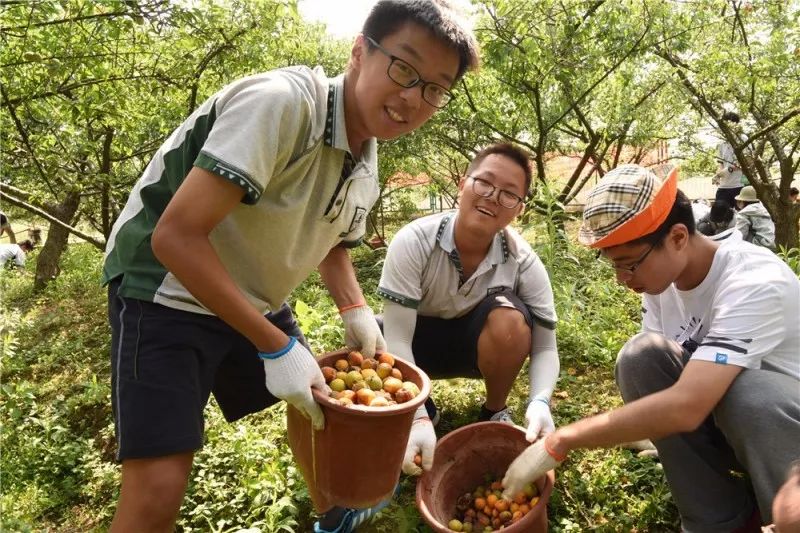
[532,396,550,407]
[258,336,297,360]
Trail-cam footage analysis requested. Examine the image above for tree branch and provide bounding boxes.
[0,188,105,249]
[1,11,132,32]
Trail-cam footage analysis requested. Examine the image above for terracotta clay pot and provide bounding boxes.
[416,421,555,532]
[287,349,431,512]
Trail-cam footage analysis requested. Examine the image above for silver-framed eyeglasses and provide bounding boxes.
[469,176,525,209]
[364,36,455,108]
[607,243,656,276]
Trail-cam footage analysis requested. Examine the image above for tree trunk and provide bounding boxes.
[34,190,81,291]
[772,206,800,250]
[755,164,800,251]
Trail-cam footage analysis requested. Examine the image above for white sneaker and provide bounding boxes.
[488,408,514,425]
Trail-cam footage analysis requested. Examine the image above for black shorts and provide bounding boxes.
[715,186,742,207]
[408,290,532,379]
[108,278,305,460]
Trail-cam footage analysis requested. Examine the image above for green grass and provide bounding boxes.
[0,219,681,532]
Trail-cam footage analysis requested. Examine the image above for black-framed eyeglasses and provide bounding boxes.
[606,243,656,276]
[468,176,525,209]
[364,36,455,108]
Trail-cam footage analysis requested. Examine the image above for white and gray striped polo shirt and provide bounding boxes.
[378,212,557,328]
[104,66,379,315]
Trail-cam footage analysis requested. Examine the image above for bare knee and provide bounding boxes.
[482,307,531,353]
[113,453,193,532]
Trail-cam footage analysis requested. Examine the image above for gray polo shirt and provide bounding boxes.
[104,66,378,314]
[378,212,557,328]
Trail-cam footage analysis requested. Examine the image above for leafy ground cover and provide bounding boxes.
[1,217,680,532]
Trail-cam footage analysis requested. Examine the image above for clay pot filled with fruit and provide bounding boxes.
[416,422,555,533]
[287,349,431,512]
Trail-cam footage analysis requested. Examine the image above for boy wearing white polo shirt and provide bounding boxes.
[503,165,800,531]
[102,1,479,531]
[379,143,560,476]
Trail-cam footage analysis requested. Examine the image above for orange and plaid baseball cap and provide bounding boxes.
[578,165,678,248]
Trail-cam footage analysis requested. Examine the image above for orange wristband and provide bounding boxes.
[544,439,567,462]
[338,302,366,314]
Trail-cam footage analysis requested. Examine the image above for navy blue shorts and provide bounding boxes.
[108,278,305,460]
[379,290,532,379]
[715,186,743,208]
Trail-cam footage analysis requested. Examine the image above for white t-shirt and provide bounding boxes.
[716,141,745,189]
[378,212,557,328]
[642,233,799,379]
[0,244,26,267]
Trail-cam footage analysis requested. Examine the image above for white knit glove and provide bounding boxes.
[502,438,563,499]
[260,337,328,430]
[402,406,437,475]
[340,305,386,357]
[524,398,555,442]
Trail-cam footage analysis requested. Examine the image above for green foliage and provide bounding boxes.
[1,0,345,243]
[550,448,676,532]
[178,404,306,532]
[1,244,116,528]
[777,246,800,276]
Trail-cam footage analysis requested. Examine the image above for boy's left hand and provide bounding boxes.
[340,305,386,357]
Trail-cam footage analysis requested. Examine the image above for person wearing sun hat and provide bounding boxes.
[503,164,800,531]
[733,185,776,250]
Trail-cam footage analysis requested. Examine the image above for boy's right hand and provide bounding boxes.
[501,438,562,500]
[260,337,328,430]
[402,415,436,475]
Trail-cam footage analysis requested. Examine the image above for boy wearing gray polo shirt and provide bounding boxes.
[102,1,479,531]
[378,143,561,476]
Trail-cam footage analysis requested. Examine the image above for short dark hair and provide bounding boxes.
[362,0,480,82]
[630,189,695,248]
[709,199,734,224]
[790,187,799,196]
[721,111,740,123]
[19,239,34,251]
[466,143,532,198]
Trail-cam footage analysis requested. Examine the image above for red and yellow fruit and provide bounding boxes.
[324,351,416,408]
[449,478,540,531]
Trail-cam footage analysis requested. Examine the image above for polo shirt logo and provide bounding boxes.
[349,207,366,233]
[488,285,510,296]
[714,352,728,364]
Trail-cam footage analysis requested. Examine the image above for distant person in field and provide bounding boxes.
[713,111,748,207]
[734,185,776,250]
[503,164,800,531]
[789,185,798,204]
[696,199,736,240]
[379,143,560,476]
[0,239,34,269]
[0,211,17,243]
[101,1,479,532]
[691,198,710,225]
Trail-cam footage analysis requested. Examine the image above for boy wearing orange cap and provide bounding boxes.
[503,165,800,531]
